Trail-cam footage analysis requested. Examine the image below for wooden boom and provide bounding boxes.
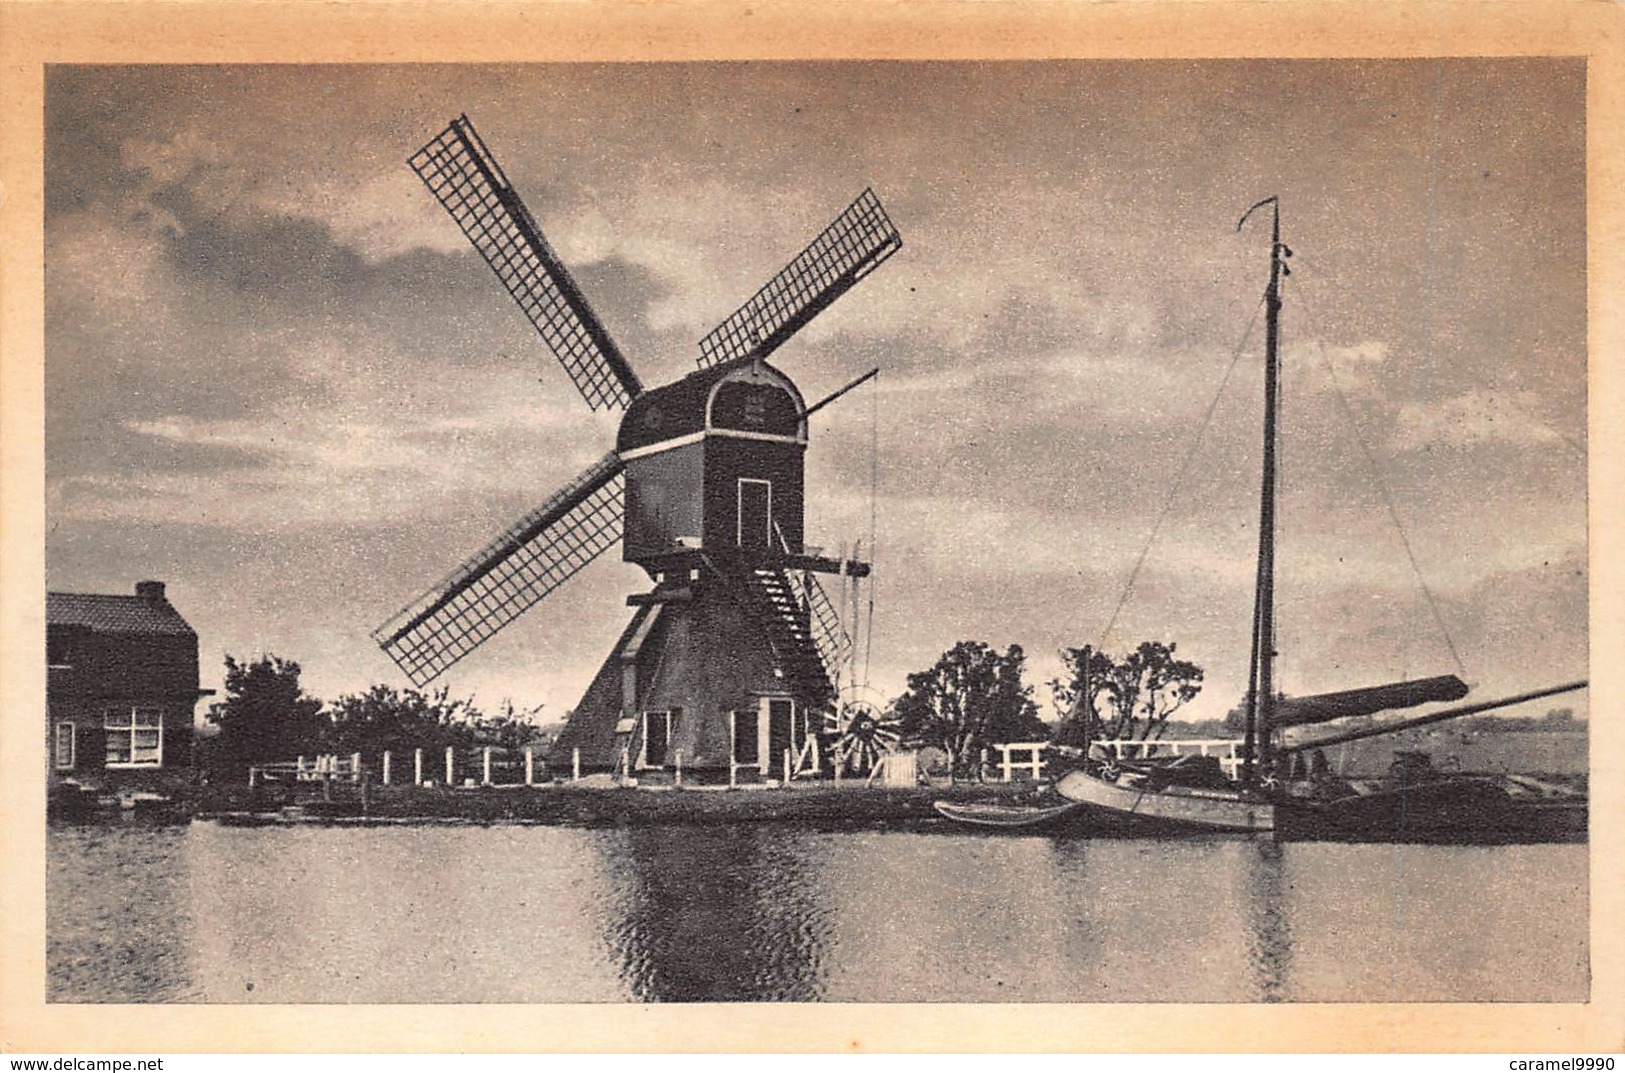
[1278,680,1587,753]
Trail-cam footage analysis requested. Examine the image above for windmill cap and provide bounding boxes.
[617,359,806,455]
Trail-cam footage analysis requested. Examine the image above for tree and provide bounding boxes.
[325,687,549,757]
[1098,641,1204,741]
[325,683,480,756]
[892,640,1047,777]
[206,654,327,767]
[468,699,549,751]
[1541,707,1575,727]
[1049,643,1115,748]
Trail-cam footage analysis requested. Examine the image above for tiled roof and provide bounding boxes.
[46,592,196,636]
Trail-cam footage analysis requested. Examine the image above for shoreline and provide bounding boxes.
[182,778,1040,828]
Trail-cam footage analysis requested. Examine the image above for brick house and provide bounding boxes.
[47,580,208,792]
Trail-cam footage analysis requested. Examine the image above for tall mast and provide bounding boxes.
[1237,196,1290,788]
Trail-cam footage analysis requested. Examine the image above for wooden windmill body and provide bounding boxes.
[372,117,901,779]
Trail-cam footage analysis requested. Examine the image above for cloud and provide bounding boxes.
[46,207,173,316]
[41,61,1587,717]
[1391,389,1573,451]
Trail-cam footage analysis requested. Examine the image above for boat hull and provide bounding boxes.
[1055,770,1274,834]
[932,799,1083,829]
[1276,778,1587,843]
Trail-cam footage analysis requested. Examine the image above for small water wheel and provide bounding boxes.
[824,700,901,776]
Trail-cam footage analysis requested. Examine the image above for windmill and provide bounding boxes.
[371,116,901,780]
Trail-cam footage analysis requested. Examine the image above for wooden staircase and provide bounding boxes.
[744,568,847,709]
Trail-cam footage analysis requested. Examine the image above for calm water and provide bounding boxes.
[47,821,1587,1003]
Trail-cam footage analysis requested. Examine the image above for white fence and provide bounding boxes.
[1097,738,1244,777]
[249,746,545,788]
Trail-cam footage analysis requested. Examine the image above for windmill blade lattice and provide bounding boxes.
[823,700,901,776]
[697,188,902,370]
[373,452,625,685]
[411,116,643,411]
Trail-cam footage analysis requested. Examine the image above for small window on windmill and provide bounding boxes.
[712,381,797,435]
[54,722,76,770]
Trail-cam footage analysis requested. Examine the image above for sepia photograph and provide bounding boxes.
[4,1,1621,1054]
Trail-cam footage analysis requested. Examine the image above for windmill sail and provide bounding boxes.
[411,116,643,411]
[697,188,902,370]
[372,452,625,685]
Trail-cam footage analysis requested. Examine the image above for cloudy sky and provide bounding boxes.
[44,60,1587,722]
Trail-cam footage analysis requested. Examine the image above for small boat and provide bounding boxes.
[932,798,1082,829]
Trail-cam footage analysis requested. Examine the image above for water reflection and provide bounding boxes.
[1243,840,1293,1002]
[820,832,1089,1002]
[46,822,1588,1004]
[596,825,833,1001]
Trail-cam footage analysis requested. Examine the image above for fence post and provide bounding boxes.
[248,766,258,788]
[382,750,392,786]
[445,746,455,786]
[728,711,738,789]
[1001,747,1013,783]
[783,747,791,787]
[572,747,581,782]
[414,747,423,786]
[351,752,362,783]
[524,746,535,786]
[675,748,683,789]
[297,755,306,780]
[483,747,493,786]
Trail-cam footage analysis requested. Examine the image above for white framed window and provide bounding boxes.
[105,706,163,768]
[54,722,76,770]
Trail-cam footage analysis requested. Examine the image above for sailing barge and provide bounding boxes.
[1054,198,1588,842]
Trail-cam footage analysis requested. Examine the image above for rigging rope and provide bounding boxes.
[1096,292,1268,650]
[862,367,879,691]
[1318,342,1467,677]
[1281,262,1468,679]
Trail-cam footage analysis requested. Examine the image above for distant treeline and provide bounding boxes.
[1173,705,1584,741]
[200,655,549,774]
[199,648,1581,777]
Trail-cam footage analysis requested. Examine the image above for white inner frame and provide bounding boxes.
[104,706,163,768]
[54,721,76,770]
[737,477,773,549]
[637,709,675,770]
[758,695,797,778]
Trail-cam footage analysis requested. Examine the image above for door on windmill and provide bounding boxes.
[732,706,760,773]
[639,709,678,769]
[737,478,773,551]
[762,696,802,777]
